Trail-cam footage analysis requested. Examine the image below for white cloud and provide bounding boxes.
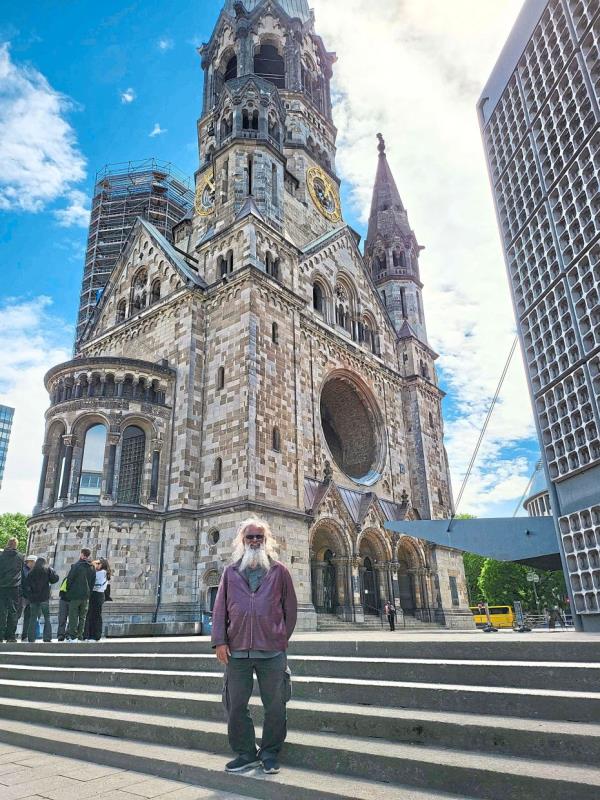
[157,38,173,52]
[312,0,535,516]
[54,189,90,228]
[0,43,86,213]
[120,87,136,104]
[0,297,72,514]
[149,122,167,137]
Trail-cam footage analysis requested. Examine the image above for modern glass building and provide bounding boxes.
[479,0,600,630]
[0,405,14,491]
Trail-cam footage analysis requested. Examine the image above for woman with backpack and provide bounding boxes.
[23,557,59,642]
[85,558,111,641]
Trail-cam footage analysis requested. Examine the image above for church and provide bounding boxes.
[27,0,472,630]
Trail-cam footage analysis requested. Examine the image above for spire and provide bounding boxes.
[225,0,311,21]
[366,133,407,245]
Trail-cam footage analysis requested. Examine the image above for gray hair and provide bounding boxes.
[231,517,278,563]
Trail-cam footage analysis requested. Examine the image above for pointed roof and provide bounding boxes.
[225,0,311,22]
[236,195,264,223]
[366,134,414,247]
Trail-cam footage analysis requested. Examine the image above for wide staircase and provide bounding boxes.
[0,635,599,799]
[317,613,442,631]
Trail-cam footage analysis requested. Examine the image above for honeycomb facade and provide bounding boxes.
[479,0,600,629]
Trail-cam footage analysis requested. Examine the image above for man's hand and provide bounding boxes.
[216,644,231,665]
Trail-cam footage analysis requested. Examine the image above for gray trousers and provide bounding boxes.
[222,653,291,760]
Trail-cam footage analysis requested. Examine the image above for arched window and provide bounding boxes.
[313,283,324,314]
[220,112,233,141]
[265,252,279,279]
[376,252,387,272]
[217,366,225,391]
[151,280,161,304]
[116,300,127,323]
[77,424,107,504]
[429,412,434,427]
[268,115,280,144]
[437,488,443,506]
[132,269,148,312]
[242,109,250,130]
[218,256,227,279]
[271,163,278,205]
[226,250,234,273]
[251,110,259,131]
[254,43,285,89]
[272,427,281,452]
[117,426,146,505]
[272,322,279,344]
[213,457,222,484]
[224,54,237,82]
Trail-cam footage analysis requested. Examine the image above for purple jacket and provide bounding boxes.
[211,560,298,652]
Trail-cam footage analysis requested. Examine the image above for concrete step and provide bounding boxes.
[0,715,598,800]
[1,665,599,721]
[0,718,478,800]
[2,635,599,662]
[0,651,597,691]
[1,689,599,766]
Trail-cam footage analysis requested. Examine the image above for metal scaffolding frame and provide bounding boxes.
[77,159,194,345]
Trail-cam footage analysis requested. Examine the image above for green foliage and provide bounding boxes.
[0,513,29,552]
[463,552,486,604]
[477,557,567,611]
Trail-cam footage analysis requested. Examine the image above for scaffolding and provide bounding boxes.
[76,158,194,345]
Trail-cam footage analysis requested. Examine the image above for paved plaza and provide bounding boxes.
[0,744,249,800]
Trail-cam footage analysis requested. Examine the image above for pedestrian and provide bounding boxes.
[84,558,111,641]
[64,548,96,642]
[18,556,36,642]
[57,580,69,642]
[212,517,297,776]
[384,600,397,631]
[0,537,25,643]
[23,557,59,643]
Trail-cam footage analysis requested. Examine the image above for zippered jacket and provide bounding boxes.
[211,560,297,651]
[0,549,24,588]
[24,567,59,603]
[64,559,96,601]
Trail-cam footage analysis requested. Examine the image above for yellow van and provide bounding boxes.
[470,605,516,629]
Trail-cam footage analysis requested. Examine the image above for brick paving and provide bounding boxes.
[0,744,250,800]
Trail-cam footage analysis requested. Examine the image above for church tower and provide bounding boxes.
[28,0,472,632]
[365,134,427,345]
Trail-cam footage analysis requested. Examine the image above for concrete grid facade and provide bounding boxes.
[28,0,472,631]
[0,405,14,491]
[479,0,600,630]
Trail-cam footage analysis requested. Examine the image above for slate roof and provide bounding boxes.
[304,478,410,526]
[225,0,311,22]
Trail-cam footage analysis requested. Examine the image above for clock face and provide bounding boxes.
[307,166,341,223]
[194,173,216,217]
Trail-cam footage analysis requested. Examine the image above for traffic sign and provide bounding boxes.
[527,573,540,583]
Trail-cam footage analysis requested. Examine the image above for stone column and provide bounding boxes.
[34,446,50,512]
[116,377,124,398]
[375,565,388,612]
[350,557,365,623]
[312,563,326,611]
[410,568,423,609]
[58,436,75,502]
[105,433,120,501]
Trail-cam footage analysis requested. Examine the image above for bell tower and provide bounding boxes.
[192,0,342,259]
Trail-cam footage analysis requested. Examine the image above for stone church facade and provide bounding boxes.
[28,0,472,630]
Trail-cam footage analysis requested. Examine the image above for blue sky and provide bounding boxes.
[0,0,540,516]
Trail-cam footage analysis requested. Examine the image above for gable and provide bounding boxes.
[83,218,204,344]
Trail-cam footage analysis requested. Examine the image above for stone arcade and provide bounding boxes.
[27,0,472,630]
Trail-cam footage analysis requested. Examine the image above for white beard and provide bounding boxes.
[239,544,271,572]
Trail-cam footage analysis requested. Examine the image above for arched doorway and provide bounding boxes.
[208,586,219,611]
[310,523,349,617]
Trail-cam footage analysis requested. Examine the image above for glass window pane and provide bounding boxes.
[78,424,106,503]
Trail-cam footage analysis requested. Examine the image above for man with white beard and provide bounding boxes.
[212,517,297,776]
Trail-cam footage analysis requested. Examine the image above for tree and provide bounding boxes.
[463,552,486,604]
[0,513,29,552]
[478,559,531,606]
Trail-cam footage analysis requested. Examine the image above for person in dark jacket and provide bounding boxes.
[18,556,36,642]
[0,538,24,643]
[64,548,96,641]
[84,558,111,641]
[23,557,59,642]
[212,517,297,776]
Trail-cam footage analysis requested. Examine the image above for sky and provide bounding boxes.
[0,0,539,518]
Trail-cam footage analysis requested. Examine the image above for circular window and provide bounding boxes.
[320,373,384,485]
[208,529,220,545]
